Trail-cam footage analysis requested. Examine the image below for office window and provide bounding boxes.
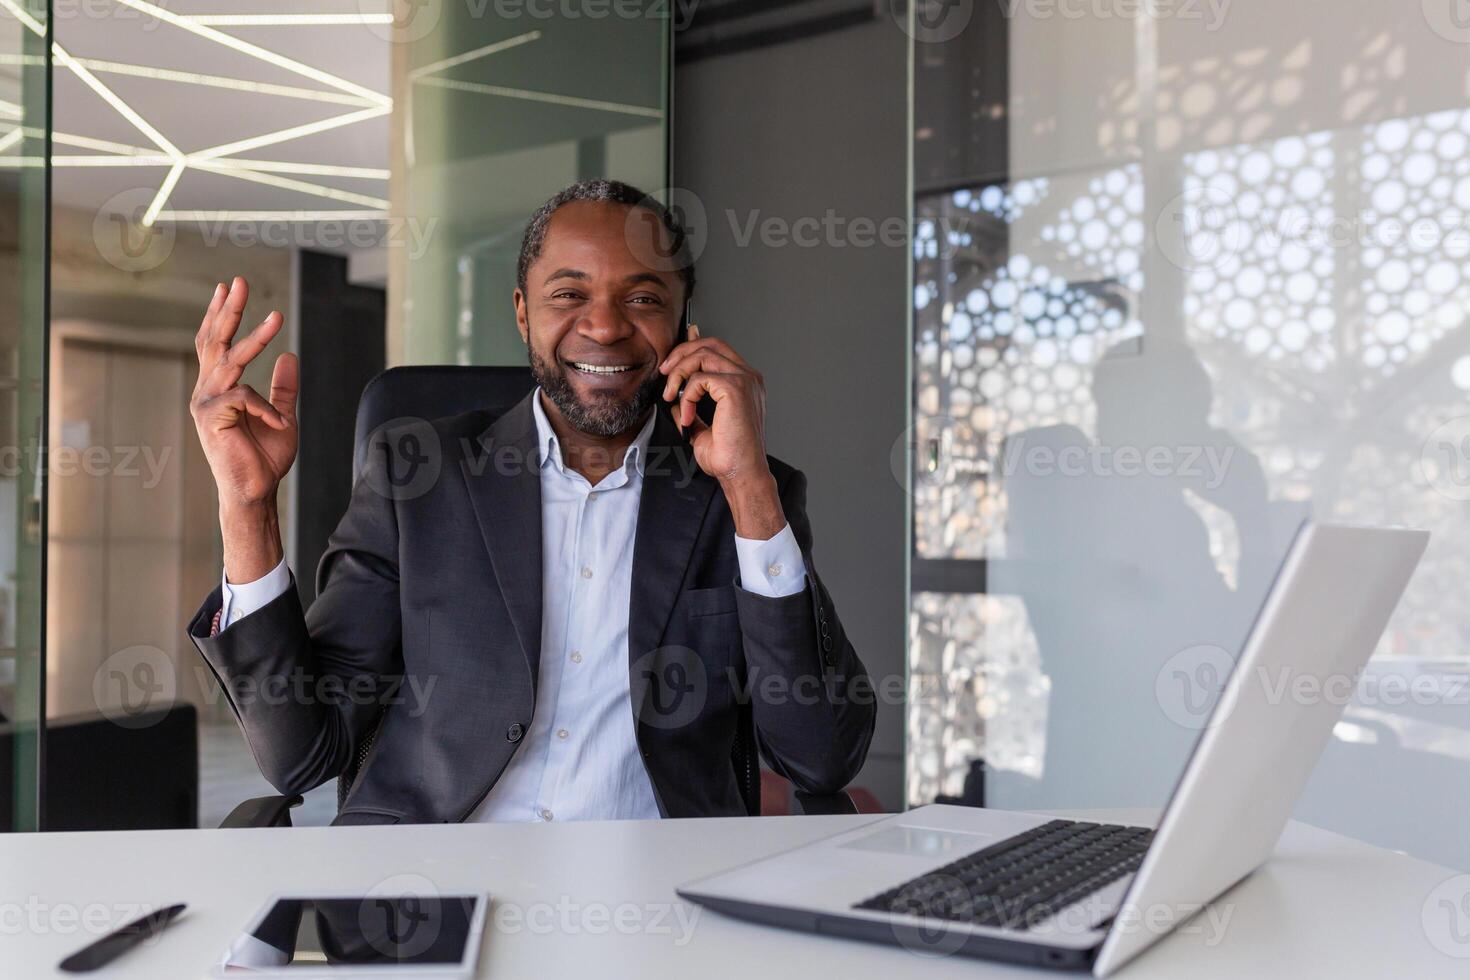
[908,0,1470,870]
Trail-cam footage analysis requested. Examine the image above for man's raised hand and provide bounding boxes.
[189,276,298,581]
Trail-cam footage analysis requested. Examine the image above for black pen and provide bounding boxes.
[59,903,187,973]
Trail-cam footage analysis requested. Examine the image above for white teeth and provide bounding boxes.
[572,362,634,374]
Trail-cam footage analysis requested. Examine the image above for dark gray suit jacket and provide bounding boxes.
[188,393,875,825]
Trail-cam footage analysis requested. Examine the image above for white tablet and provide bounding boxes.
[214,891,490,978]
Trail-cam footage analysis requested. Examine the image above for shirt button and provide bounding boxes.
[767,563,783,578]
[538,807,553,821]
[556,728,569,740]
[581,566,594,579]
[570,651,583,663]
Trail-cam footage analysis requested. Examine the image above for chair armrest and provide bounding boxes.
[219,794,304,829]
[793,790,858,815]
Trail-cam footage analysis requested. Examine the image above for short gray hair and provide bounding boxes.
[516,179,696,302]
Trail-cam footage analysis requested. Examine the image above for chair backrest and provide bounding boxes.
[342,366,534,810]
[352,365,537,481]
[339,364,765,817]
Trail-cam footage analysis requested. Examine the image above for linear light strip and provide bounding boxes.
[109,0,391,107]
[34,152,388,182]
[155,210,388,222]
[51,131,156,154]
[193,160,389,208]
[0,0,393,215]
[26,152,388,181]
[53,45,184,158]
[48,154,171,165]
[143,160,186,225]
[0,128,21,153]
[189,105,391,162]
[74,58,378,107]
[0,0,43,35]
[8,127,153,153]
[53,38,188,217]
[0,55,376,112]
[409,30,542,79]
[24,129,384,179]
[7,133,385,181]
[217,158,390,180]
[415,76,663,119]
[182,14,396,26]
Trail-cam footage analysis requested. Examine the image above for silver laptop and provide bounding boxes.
[678,522,1428,975]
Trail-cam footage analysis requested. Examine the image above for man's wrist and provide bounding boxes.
[221,501,284,585]
[721,470,785,540]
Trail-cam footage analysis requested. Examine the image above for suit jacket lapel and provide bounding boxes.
[462,392,544,685]
[629,408,717,663]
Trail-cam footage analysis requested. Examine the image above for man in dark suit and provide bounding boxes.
[187,179,874,826]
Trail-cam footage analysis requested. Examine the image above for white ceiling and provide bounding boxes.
[38,1,391,225]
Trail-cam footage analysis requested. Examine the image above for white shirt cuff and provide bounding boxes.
[734,523,807,598]
[220,557,292,630]
[222,930,293,969]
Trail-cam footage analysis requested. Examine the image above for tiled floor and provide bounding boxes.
[199,723,338,828]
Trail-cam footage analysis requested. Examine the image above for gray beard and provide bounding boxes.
[529,347,662,438]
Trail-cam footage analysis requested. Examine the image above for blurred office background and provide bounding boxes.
[0,0,1465,874]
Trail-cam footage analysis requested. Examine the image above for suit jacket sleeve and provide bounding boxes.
[733,467,876,795]
[186,439,403,797]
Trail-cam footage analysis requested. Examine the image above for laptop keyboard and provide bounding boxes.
[853,819,1154,931]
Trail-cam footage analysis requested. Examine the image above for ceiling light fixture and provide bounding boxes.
[213,159,389,180]
[109,0,391,108]
[0,0,395,225]
[73,58,380,107]
[154,210,389,222]
[192,159,389,209]
[415,76,662,119]
[53,47,183,159]
[409,30,542,79]
[0,0,41,34]
[181,14,397,26]
[144,160,186,225]
[53,132,155,155]
[188,105,390,163]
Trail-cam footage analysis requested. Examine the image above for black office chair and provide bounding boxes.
[221,366,854,827]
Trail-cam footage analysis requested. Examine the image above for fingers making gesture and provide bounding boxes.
[190,276,299,511]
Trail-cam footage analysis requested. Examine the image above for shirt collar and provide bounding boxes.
[531,387,655,479]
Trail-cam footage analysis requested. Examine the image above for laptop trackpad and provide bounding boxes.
[840,825,996,858]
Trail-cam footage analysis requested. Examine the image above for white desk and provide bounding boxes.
[5,812,1465,978]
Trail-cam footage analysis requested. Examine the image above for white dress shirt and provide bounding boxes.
[219,390,808,823]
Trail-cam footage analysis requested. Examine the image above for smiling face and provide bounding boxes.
[514,200,686,438]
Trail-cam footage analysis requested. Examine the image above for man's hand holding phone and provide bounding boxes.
[659,326,787,541]
[189,276,298,584]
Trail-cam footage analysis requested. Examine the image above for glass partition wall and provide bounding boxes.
[26,2,669,830]
[909,1,1470,870]
[0,0,48,832]
[391,6,670,366]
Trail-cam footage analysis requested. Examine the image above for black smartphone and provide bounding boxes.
[677,298,692,345]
